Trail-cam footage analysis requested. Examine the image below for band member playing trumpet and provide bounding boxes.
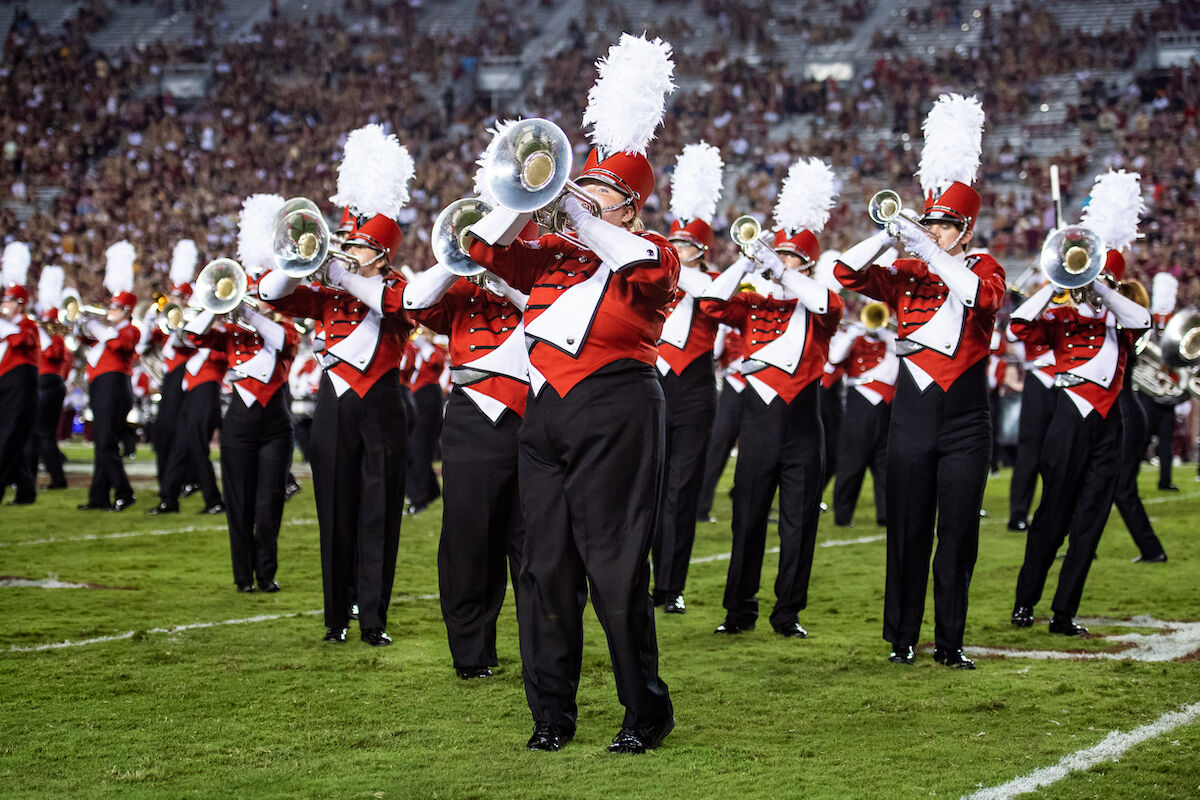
[77,242,141,511]
[699,157,843,640]
[467,35,677,754]
[259,124,416,647]
[835,95,1005,669]
[33,266,71,490]
[652,141,725,615]
[1009,226,1150,635]
[0,243,39,505]
[829,301,898,528]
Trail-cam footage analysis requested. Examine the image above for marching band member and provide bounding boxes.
[0,243,39,505]
[287,338,321,463]
[1009,227,1151,636]
[699,157,843,640]
[1142,272,1182,491]
[1079,171,1167,563]
[402,146,534,677]
[259,124,416,647]
[77,242,141,511]
[695,324,746,523]
[153,240,228,516]
[404,326,446,515]
[197,194,300,593]
[32,266,70,489]
[467,34,677,753]
[652,141,725,615]
[1006,291,1057,533]
[144,240,203,512]
[829,301,898,528]
[835,94,1004,668]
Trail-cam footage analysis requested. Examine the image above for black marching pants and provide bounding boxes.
[1114,389,1166,560]
[220,390,293,587]
[884,360,990,651]
[1015,391,1122,618]
[723,383,824,630]
[1139,393,1177,488]
[653,357,717,598]
[87,372,134,506]
[438,390,523,669]
[819,379,843,492]
[1009,376,1053,525]
[832,390,890,526]
[516,366,672,733]
[33,373,67,487]
[406,383,443,508]
[312,371,407,632]
[153,366,186,494]
[696,381,744,518]
[0,365,37,503]
[161,381,223,508]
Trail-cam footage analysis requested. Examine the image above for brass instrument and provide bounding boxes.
[479,118,600,247]
[1039,225,1106,291]
[729,215,763,256]
[431,197,491,278]
[60,294,107,325]
[194,258,256,316]
[1130,309,1200,401]
[868,189,939,245]
[272,197,356,281]
[1161,307,1200,368]
[860,301,891,331]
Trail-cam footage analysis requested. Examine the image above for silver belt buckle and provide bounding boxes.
[741,359,769,375]
[1055,373,1085,388]
[895,339,923,357]
[451,367,491,386]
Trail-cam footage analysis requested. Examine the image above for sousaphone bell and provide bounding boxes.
[432,198,491,278]
[272,197,355,281]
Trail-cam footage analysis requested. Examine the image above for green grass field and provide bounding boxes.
[1,444,1197,799]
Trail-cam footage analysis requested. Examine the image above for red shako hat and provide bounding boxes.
[921,181,982,232]
[773,229,821,263]
[3,283,29,303]
[668,218,714,250]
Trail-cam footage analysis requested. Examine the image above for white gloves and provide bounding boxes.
[839,230,896,272]
[1092,279,1151,330]
[258,269,302,301]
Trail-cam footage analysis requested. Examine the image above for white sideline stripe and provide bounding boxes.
[962,702,1200,800]
[0,518,318,547]
[689,534,884,565]
[967,618,1200,663]
[6,592,441,653]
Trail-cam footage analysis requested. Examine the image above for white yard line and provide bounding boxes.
[6,592,441,653]
[967,618,1200,663]
[961,702,1200,800]
[0,518,318,547]
[688,533,883,565]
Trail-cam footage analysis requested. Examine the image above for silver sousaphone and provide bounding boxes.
[431,197,492,278]
[1039,225,1106,291]
[271,197,356,281]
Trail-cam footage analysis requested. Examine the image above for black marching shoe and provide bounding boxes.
[664,595,686,614]
[322,626,348,643]
[1132,552,1168,564]
[526,722,573,752]
[888,643,915,664]
[259,580,281,593]
[349,603,360,620]
[1159,483,1180,492]
[46,482,68,490]
[181,483,199,498]
[236,583,256,593]
[112,496,136,512]
[1048,615,1088,636]
[198,502,225,515]
[455,665,493,680]
[78,501,113,510]
[933,647,976,670]
[1011,606,1034,627]
[284,478,301,501]
[361,629,392,647]
[714,619,754,634]
[772,621,808,639]
[145,503,180,516]
[608,717,675,754]
[1007,518,1028,532]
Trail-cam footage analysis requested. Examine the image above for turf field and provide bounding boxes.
[1,445,1197,799]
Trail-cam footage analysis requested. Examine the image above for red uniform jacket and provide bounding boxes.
[834,254,1006,391]
[408,281,528,419]
[38,330,70,379]
[0,317,40,377]
[836,332,897,404]
[470,231,679,397]
[657,266,720,376]
[190,323,300,407]
[149,326,197,374]
[408,341,447,392]
[82,321,140,380]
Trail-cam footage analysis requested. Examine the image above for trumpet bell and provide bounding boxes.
[194,258,248,315]
[868,189,902,224]
[729,215,762,249]
[1040,225,1105,290]
[482,118,574,213]
[432,198,491,277]
[860,301,890,330]
[273,204,331,279]
[157,302,187,334]
[1161,307,1200,367]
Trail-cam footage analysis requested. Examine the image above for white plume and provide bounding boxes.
[669,142,724,224]
[37,265,64,314]
[104,241,136,295]
[238,194,286,275]
[1080,170,1144,252]
[2,241,30,289]
[918,93,985,197]
[1151,272,1178,317]
[170,239,199,286]
[473,119,520,206]
[329,124,415,219]
[582,33,676,157]
[773,157,838,234]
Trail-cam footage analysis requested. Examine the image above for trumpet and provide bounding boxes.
[60,294,107,325]
[479,118,600,247]
[868,189,939,245]
[272,197,356,282]
[729,215,763,255]
[860,301,892,331]
[432,197,491,278]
